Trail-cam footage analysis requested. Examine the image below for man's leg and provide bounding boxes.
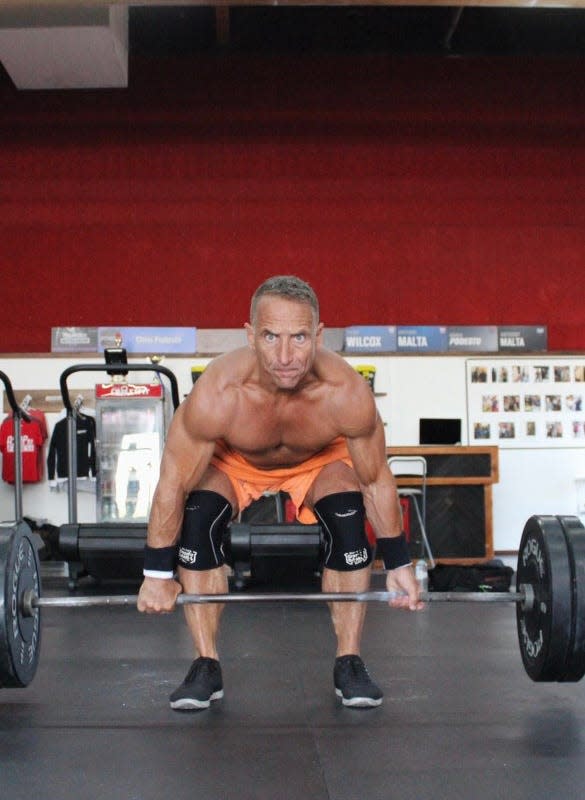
[177,465,238,659]
[306,460,369,653]
[170,466,238,710]
[306,462,383,707]
[321,563,371,657]
[179,566,229,660]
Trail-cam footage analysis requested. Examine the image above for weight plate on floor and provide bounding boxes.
[557,515,585,682]
[516,515,572,682]
[0,522,42,688]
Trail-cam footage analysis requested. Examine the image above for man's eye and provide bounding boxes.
[265,333,276,343]
[294,334,306,343]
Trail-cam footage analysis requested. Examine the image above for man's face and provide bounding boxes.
[246,296,323,390]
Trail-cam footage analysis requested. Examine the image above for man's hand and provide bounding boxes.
[137,576,182,614]
[385,564,425,611]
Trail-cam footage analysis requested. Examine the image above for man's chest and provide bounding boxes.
[222,396,340,464]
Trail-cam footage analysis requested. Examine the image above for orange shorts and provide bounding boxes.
[210,438,354,524]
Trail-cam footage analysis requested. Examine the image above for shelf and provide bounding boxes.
[388,446,499,564]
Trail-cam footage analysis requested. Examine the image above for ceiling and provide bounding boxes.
[129,4,585,55]
[0,3,584,90]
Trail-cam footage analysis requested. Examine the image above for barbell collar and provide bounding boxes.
[21,589,527,617]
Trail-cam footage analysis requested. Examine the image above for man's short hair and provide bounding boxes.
[250,275,319,324]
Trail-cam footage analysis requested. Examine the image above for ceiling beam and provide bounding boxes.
[0,0,584,8]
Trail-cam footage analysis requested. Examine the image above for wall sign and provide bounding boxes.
[343,326,396,352]
[498,326,548,352]
[396,326,448,353]
[448,326,499,353]
[51,327,99,353]
[98,327,196,354]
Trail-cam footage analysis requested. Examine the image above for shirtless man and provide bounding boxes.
[137,275,423,710]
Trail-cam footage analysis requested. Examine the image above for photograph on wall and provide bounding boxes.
[466,358,585,449]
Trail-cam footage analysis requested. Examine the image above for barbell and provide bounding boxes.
[1,514,584,689]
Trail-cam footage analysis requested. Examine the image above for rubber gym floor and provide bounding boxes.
[2,569,585,800]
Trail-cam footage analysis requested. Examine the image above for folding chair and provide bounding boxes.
[388,455,435,568]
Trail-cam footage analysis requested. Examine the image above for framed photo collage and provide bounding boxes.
[467,358,585,448]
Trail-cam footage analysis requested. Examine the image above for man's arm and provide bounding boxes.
[344,404,424,611]
[345,416,402,538]
[147,401,217,549]
[137,377,227,613]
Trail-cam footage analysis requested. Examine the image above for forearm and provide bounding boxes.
[147,482,187,548]
[142,483,185,579]
[361,477,403,540]
[361,476,411,570]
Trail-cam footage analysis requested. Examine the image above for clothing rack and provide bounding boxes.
[2,389,95,415]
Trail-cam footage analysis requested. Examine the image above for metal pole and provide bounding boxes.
[24,590,527,615]
[13,413,23,521]
[66,411,78,524]
[0,371,31,522]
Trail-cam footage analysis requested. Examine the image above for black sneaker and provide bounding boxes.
[169,657,224,711]
[334,655,383,708]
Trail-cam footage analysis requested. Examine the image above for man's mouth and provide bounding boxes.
[274,368,298,378]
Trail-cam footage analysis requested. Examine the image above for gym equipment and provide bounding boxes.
[56,363,319,588]
[0,522,41,687]
[516,514,585,682]
[56,361,180,587]
[1,514,585,689]
[0,370,31,520]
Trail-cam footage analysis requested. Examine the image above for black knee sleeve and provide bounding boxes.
[178,490,233,570]
[313,491,373,571]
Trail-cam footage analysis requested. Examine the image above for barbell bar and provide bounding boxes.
[1,514,585,690]
[21,587,534,615]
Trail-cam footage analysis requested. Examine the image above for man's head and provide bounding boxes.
[250,275,319,327]
[246,275,323,391]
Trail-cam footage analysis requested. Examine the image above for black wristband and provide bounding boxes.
[376,533,412,571]
[143,544,178,573]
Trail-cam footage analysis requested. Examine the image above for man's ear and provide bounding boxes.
[315,322,325,346]
[244,322,255,349]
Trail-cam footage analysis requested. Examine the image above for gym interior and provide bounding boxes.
[2,4,585,799]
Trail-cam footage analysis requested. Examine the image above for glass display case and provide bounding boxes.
[95,382,168,523]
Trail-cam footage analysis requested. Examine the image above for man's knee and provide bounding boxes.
[313,491,373,571]
[307,461,360,506]
[178,490,233,571]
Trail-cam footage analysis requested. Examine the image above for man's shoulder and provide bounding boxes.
[180,355,247,441]
[210,345,252,368]
[309,349,374,419]
[314,346,348,371]
[205,347,255,386]
[314,348,366,387]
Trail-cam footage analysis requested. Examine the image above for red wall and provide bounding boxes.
[1,54,584,352]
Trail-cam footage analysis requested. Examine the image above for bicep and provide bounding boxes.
[346,416,393,490]
[157,401,218,494]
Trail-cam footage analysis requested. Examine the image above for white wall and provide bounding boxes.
[2,351,584,558]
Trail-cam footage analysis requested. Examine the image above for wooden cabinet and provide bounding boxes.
[387,446,499,564]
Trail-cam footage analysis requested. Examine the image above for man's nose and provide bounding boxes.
[277,338,293,363]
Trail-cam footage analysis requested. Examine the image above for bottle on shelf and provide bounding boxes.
[415,558,428,592]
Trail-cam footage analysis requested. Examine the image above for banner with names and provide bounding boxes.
[498,326,547,353]
[98,327,197,354]
[447,326,499,353]
[396,326,448,353]
[343,326,396,352]
[51,327,99,353]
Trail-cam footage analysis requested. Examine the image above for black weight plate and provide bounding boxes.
[557,515,585,682]
[0,522,42,688]
[516,515,572,682]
